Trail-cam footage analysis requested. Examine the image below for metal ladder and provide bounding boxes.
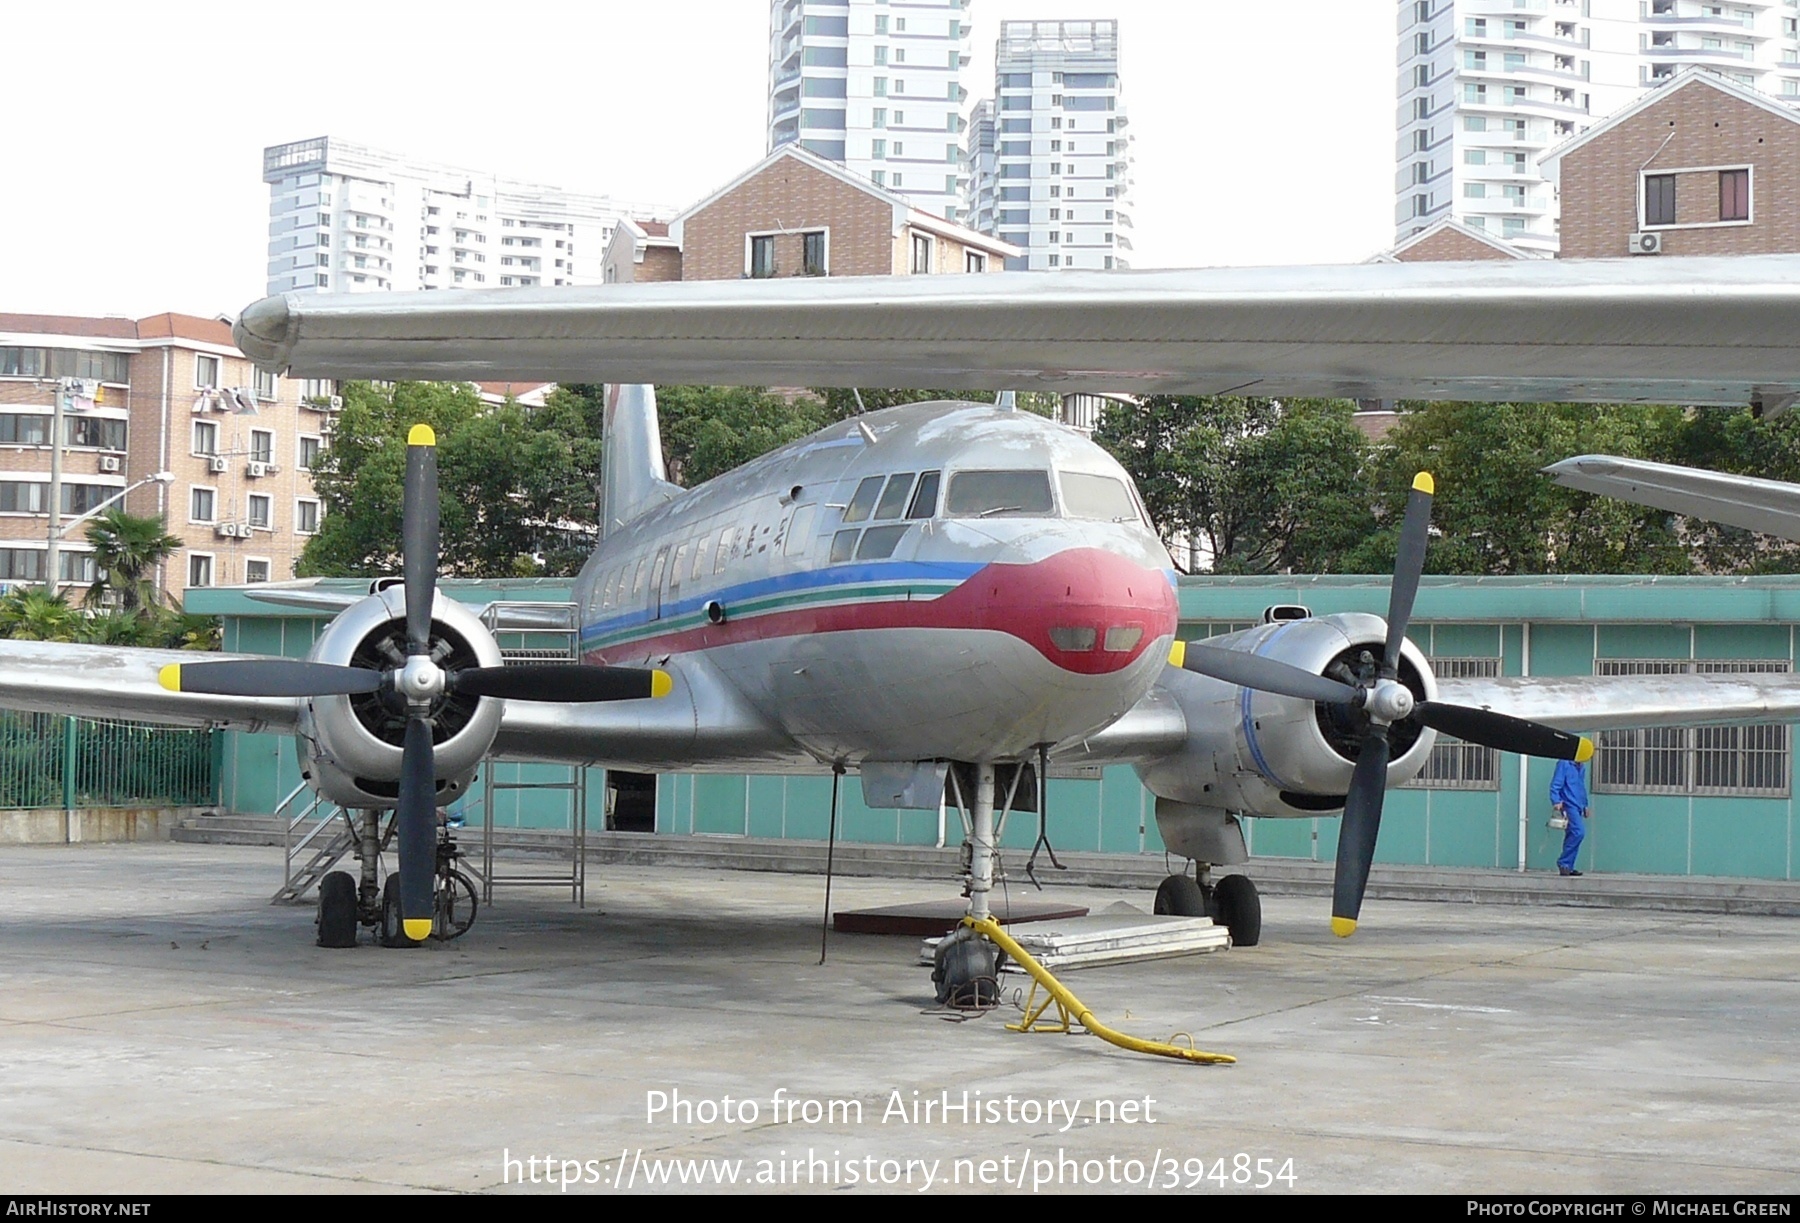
[270,780,352,905]
[476,601,588,908]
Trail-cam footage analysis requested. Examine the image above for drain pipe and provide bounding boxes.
[1516,621,1531,873]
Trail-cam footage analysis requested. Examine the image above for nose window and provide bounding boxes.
[1048,626,1097,652]
[945,469,1055,518]
[1061,472,1141,524]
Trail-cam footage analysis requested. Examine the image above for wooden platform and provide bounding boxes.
[832,898,1089,936]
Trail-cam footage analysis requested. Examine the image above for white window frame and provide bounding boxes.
[191,420,218,456]
[187,552,214,589]
[1639,164,1754,231]
[243,557,272,584]
[298,434,323,470]
[249,428,275,464]
[910,232,934,274]
[295,497,322,535]
[189,485,216,524]
[246,492,272,530]
[745,231,780,279]
[194,353,221,389]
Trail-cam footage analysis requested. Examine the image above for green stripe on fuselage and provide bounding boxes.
[582,580,960,652]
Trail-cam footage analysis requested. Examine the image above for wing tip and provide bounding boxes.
[157,664,181,693]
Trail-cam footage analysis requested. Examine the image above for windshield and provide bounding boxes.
[1060,471,1140,524]
[945,469,1056,518]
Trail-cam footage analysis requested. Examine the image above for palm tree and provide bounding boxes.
[0,588,79,641]
[83,508,182,613]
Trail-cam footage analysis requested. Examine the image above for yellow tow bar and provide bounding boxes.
[962,916,1235,1066]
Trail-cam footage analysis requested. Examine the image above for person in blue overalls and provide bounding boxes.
[1549,757,1590,877]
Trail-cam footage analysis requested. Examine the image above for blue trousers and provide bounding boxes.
[1557,806,1587,873]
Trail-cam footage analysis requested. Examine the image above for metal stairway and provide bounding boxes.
[270,780,352,905]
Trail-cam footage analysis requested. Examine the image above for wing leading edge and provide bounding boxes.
[1544,454,1800,542]
[235,255,1800,408]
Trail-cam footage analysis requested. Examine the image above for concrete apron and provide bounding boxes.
[0,806,209,845]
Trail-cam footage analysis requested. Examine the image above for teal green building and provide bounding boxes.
[189,574,1800,882]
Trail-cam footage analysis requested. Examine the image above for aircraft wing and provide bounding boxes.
[235,255,1800,407]
[0,641,301,731]
[1543,454,1800,542]
[1436,672,1800,733]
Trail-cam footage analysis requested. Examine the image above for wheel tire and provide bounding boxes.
[1153,873,1207,917]
[931,937,1000,1009]
[379,876,419,949]
[1211,873,1262,947]
[316,871,358,949]
[433,869,479,941]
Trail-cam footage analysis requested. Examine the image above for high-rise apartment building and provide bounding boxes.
[1397,0,1800,254]
[966,19,1133,272]
[262,137,672,297]
[767,0,972,223]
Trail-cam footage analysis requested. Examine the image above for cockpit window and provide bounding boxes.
[945,469,1055,518]
[1060,471,1140,524]
[843,476,884,524]
[874,473,915,520]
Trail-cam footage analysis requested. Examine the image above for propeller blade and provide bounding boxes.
[450,665,673,703]
[403,424,440,656]
[158,659,383,697]
[1170,640,1362,706]
[1331,728,1391,938]
[396,714,437,942]
[1383,472,1435,677]
[1414,702,1594,763]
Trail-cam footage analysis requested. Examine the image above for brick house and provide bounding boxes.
[0,313,325,603]
[1370,217,1533,264]
[601,146,1017,284]
[1542,69,1800,260]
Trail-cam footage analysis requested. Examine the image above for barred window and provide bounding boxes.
[1410,657,1500,790]
[1594,660,1790,797]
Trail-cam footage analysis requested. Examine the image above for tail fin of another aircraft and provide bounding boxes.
[601,384,682,539]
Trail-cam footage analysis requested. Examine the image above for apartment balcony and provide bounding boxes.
[1467,194,1550,214]
[1641,44,1757,65]
[1644,12,1764,34]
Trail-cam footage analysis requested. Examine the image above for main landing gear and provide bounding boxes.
[315,809,479,949]
[1154,865,1262,947]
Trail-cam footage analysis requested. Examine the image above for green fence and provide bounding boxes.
[0,712,216,810]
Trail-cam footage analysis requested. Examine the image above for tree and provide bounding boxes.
[1092,395,1377,573]
[0,588,79,641]
[1652,406,1800,573]
[83,508,183,612]
[1351,400,1691,576]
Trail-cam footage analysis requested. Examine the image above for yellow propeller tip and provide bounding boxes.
[157,664,182,693]
[1575,737,1595,764]
[1331,917,1358,938]
[650,669,673,699]
[403,919,433,941]
[1412,472,1435,496]
[1168,639,1187,669]
[407,424,436,447]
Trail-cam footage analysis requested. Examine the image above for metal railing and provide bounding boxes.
[0,712,215,810]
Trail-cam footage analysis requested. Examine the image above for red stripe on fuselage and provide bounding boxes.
[589,547,1178,675]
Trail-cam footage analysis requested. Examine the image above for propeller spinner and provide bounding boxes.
[161,423,670,942]
[1169,472,1593,937]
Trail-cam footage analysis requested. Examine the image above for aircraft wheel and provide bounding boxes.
[1153,873,1207,917]
[379,876,420,949]
[1210,874,1262,947]
[932,935,1000,1009]
[316,871,359,949]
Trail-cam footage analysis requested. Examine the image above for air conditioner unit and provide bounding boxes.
[328,395,343,411]
[98,455,122,474]
[247,461,268,478]
[215,522,237,538]
[208,455,228,473]
[1628,231,1662,255]
[263,462,279,475]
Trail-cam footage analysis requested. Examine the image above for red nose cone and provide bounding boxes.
[946,547,1179,674]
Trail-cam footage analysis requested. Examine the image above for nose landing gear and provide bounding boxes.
[314,808,480,948]
[1154,866,1261,947]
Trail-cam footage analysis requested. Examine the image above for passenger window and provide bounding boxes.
[670,543,689,589]
[830,530,860,564]
[786,504,817,556]
[907,470,941,519]
[856,524,909,561]
[843,476,884,523]
[714,526,734,573]
[874,473,915,520]
[629,557,647,596]
[692,534,711,580]
[945,469,1055,518]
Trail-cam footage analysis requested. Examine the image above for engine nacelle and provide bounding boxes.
[1135,613,1439,816]
[294,584,505,809]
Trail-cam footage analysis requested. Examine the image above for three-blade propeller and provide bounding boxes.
[161,424,670,942]
[1169,472,1593,937]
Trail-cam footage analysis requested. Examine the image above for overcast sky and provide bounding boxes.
[0,1,1394,319]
